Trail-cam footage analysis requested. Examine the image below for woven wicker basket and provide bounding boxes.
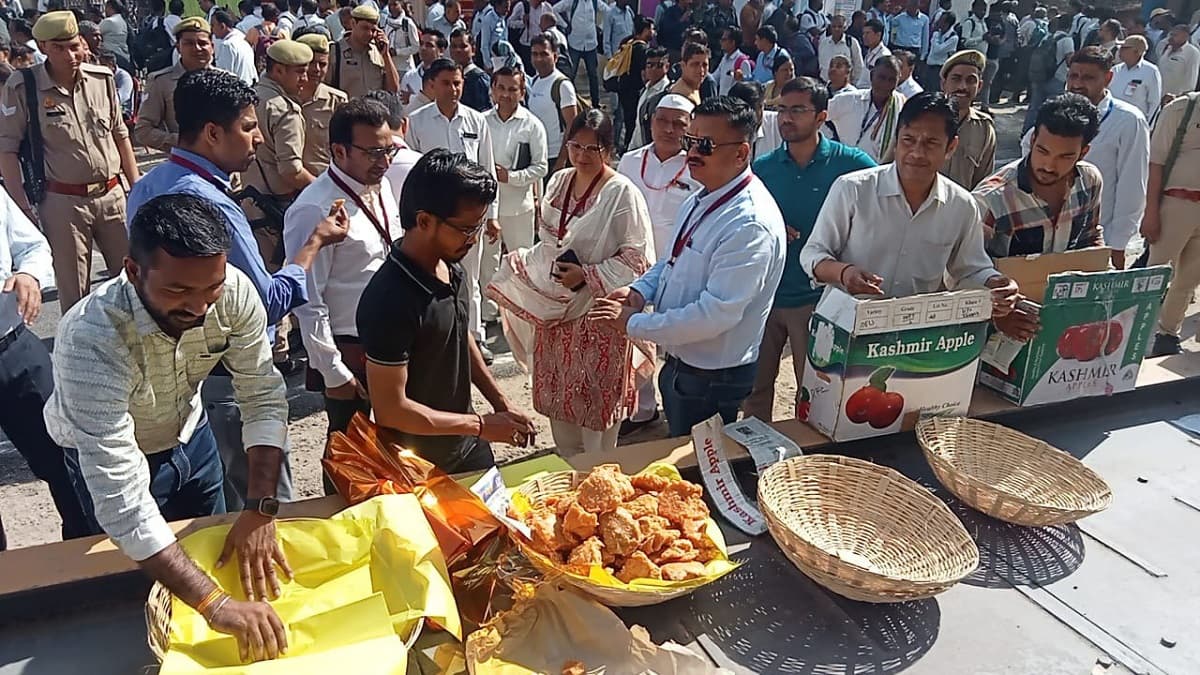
[758,455,979,603]
[916,417,1112,527]
[513,470,726,607]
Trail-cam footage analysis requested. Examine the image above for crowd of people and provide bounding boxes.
[1,0,1200,663]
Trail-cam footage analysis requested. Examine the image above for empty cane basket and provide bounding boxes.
[916,416,1112,527]
[758,455,979,603]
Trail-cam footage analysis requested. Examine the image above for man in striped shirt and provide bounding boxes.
[44,194,293,663]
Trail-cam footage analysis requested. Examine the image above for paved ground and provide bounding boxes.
[0,100,1127,549]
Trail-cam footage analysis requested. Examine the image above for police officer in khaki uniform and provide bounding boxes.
[133,17,215,152]
[0,11,139,311]
[327,5,399,98]
[295,32,348,175]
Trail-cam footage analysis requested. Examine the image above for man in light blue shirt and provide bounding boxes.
[590,96,786,436]
[554,0,603,103]
[602,0,635,56]
[753,25,788,83]
[474,0,508,71]
[127,69,348,509]
[889,0,929,59]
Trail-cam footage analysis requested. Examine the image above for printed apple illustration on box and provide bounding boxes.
[844,367,903,429]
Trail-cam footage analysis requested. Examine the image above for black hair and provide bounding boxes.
[1070,45,1113,71]
[646,46,668,61]
[530,34,557,52]
[938,11,957,28]
[771,51,792,74]
[130,194,231,265]
[449,26,472,45]
[897,91,960,139]
[492,65,523,83]
[1034,93,1100,144]
[566,107,615,151]
[693,95,758,143]
[261,2,281,21]
[289,0,303,12]
[302,0,318,12]
[893,49,917,67]
[149,0,166,13]
[329,97,390,146]
[634,15,653,35]
[684,27,707,44]
[212,9,236,28]
[423,57,459,82]
[176,69,259,143]
[728,80,764,111]
[364,89,405,128]
[1099,18,1122,38]
[400,149,497,230]
[780,75,829,112]
[682,41,709,62]
[9,19,31,40]
[238,0,254,16]
[105,0,127,14]
[422,28,448,50]
[168,0,184,14]
[755,25,777,43]
[872,54,901,74]
[864,18,885,35]
[721,26,740,46]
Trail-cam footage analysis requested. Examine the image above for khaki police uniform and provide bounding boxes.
[302,83,348,175]
[329,35,387,99]
[241,74,307,266]
[134,62,190,151]
[1148,93,1200,338]
[0,61,129,310]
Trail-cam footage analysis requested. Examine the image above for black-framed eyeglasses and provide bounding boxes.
[352,143,401,161]
[435,214,486,239]
[565,140,604,154]
[778,105,818,117]
[680,134,745,156]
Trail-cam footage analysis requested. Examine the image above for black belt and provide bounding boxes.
[665,354,754,377]
[0,323,25,353]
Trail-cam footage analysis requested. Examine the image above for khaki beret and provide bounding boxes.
[33,11,78,41]
[351,5,380,21]
[295,33,330,54]
[266,39,314,65]
[173,16,211,36]
[940,49,986,79]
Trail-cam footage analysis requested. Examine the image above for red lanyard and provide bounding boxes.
[639,149,688,192]
[328,170,391,245]
[169,152,230,196]
[556,169,604,243]
[669,174,753,266]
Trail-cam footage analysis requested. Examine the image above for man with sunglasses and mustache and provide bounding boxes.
[590,96,786,437]
[357,149,536,472]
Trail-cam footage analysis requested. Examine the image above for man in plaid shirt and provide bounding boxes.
[973,93,1104,259]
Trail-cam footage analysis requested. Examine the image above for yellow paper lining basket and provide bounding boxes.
[510,464,738,607]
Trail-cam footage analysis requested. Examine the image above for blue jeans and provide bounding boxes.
[1023,77,1064,134]
[568,46,600,105]
[64,421,227,537]
[659,357,757,437]
[202,374,293,511]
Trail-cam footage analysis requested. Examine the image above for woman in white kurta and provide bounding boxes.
[487,109,655,455]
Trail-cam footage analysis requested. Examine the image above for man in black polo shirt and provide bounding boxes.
[357,149,535,472]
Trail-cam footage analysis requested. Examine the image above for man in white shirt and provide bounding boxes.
[405,58,501,361]
[554,0,603,104]
[828,56,906,162]
[894,49,924,97]
[383,0,421,74]
[716,26,753,95]
[1022,47,1149,268]
[958,0,988,52]
[364,90,423,212]
[801,92,1018,305]
[480,66,548,323]
[509,0,554,68]
[285,98,399,439]
[527,34,579,169]
[1156,25,1200,102]
[425,0,453,37]
[632,46,670,147]
[858,18,891,87]
[590,96,786,437]
[0,190,90,546]
[615,93,700,434]
[819,14,863,85]
[402,29,447,107]
[1110,35,1162,120]
[212,9,258,85]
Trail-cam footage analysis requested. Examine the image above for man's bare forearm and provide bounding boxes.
[117,137,140,184]
[245,446,283,500]
[140,541,218,607]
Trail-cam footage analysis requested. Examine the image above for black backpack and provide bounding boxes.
[1028,31,1067,84]
[133,16,173,71]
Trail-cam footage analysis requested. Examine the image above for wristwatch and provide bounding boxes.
[244,496,281,518]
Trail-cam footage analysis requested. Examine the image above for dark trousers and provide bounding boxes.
[0,324,90,543]
[64,421,227,537]
[618,88,641,150]
[659,356,757,437]
[322,393,371,495]
[516,42,534,76]
[568,47,600,104]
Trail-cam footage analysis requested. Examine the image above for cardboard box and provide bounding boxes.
[800,287,992,442]
[995,247,1112,300]
[979,262,1172,406]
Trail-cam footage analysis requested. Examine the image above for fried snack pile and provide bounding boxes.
[520,465,717,583]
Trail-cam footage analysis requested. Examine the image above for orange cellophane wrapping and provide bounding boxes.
[323,413,516,631]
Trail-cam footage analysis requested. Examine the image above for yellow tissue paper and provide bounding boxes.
[159,494,460,674]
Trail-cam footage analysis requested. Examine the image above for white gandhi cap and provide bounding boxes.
[656,93,696,114]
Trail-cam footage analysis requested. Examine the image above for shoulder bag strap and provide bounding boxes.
[1162,93,1200,191]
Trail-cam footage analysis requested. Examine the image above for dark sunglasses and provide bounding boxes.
[680,134,744,156]
[352,143,401,161]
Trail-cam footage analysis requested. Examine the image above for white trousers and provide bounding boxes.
[550,418,620,456]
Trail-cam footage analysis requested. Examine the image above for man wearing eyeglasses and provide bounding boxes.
[128,68,350,509]
[406,57,502,363]
[590,96,787,437]
[358,150,536,472]
[744,77,874,423]
[284,98,400,464]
